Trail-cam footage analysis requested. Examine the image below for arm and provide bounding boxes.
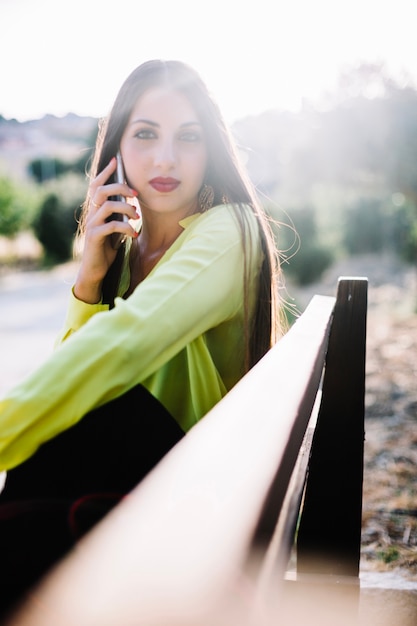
[55,235,132,347]
[0,206,261,470]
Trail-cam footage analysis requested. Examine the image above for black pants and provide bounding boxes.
[0,385,185,619]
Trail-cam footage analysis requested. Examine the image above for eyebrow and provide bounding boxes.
[129,118,202,128]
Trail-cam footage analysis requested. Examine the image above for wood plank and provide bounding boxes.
[8,295,336,626]
[255,392,322,595]
[297,277,368,577]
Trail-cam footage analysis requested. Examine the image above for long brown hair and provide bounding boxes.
[78,60,285,369]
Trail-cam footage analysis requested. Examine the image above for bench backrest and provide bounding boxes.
[9,277,368,626]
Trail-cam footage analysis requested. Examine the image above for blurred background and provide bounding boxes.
[1,59,416,285]
[1,0,416,288]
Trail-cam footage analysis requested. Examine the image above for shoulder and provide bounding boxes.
[180,203,260,244]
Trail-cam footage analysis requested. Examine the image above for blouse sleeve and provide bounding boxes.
[0,205,261,469]
[54,289,109,346]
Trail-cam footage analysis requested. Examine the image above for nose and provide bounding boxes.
[154,139,176,169]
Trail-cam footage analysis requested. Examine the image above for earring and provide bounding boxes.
[199,183,214,212]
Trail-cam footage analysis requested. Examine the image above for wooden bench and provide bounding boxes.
[8,277,368,626]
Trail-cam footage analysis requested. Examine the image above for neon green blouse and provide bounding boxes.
[0,204,263,470]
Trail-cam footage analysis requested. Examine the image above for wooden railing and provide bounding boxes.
[7,277,368,626]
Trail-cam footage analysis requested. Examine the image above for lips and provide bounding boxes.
[149,177,180,193]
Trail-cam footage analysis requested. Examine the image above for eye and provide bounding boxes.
[179,130,202,142]
[134,128,157,140]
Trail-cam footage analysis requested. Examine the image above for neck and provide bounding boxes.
[127,215,183,291]
[138,198,199,252]
[138,219,183,257]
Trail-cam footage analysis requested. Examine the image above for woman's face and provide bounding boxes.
[120,87,208,218]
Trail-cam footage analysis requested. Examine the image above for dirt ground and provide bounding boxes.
[362,304,417,578]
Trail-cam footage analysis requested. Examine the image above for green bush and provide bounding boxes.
[343,199,384,254]
[28,126,97,183]
[32,193,81,263]
[284,243,334,285]
[389,201,417,263]
[28,152,92,183]
[31,174,86,264]
[277,206,335,285]
[343,196,417,261]
[401,221,417,263]
[0,177,28,237]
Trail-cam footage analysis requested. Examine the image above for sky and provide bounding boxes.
[0,0,416,125]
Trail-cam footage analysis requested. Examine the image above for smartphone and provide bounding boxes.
[109,151,128,249]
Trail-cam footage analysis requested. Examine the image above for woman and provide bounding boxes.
[0,60,285,611]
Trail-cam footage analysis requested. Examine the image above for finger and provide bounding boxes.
[85,202,139,238]
[91,198,102,210]
[102,201,140,223]
[88,157,118,210]
[88,219,139,246]
[91,186,138,215]
[94,157,117,186]
[108,221,139,240]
